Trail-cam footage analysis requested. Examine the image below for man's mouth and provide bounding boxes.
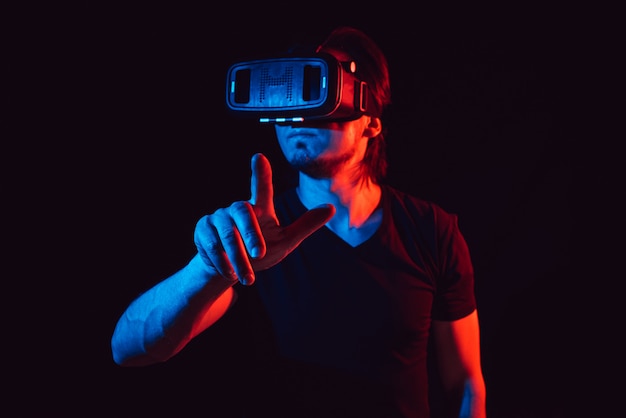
[287,129,318,140]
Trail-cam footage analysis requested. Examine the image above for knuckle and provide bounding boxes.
[240,228,260,242]
[195,214,210,230]
[229,201,252,216]
[203,240,224,256]
[210,207,229,218]
[217,226,239,243]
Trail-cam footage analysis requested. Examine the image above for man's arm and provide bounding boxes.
[431,309,487,418]
[110,153,335,367]
[111,253,237,367]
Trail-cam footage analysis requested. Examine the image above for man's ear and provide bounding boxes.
[363,116,382,138]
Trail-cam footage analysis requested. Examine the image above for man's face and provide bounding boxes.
[273,47,378,179]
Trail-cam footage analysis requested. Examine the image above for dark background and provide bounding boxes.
[9,2,618,417]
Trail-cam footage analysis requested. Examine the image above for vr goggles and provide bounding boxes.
[225,52,379,123]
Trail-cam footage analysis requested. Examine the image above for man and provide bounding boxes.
[111,26,486,417]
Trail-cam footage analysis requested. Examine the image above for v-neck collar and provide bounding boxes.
[292,186,389,249]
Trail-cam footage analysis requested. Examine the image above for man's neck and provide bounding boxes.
[297,172,382,242]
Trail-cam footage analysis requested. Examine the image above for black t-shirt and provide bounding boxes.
[231,185,476,418]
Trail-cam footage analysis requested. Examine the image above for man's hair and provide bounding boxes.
[318,26,392,184]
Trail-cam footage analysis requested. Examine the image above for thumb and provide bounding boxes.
[282,204,336,247]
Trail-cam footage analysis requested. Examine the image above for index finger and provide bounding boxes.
[249,153,275,218]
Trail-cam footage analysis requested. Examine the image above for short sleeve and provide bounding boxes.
[431,211,477,321]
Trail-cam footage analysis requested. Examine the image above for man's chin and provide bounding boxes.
[288,150,315,169]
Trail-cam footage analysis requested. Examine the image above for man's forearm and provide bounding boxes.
[459,378,487,418]
[111,253,236,366]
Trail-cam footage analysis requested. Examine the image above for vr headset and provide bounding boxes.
[225,52,379,123]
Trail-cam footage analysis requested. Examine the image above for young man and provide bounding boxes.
[111,26,486,417]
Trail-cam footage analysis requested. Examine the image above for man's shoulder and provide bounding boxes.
[382,185,449,216]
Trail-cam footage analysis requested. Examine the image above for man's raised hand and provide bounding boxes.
[194,153,335,285]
